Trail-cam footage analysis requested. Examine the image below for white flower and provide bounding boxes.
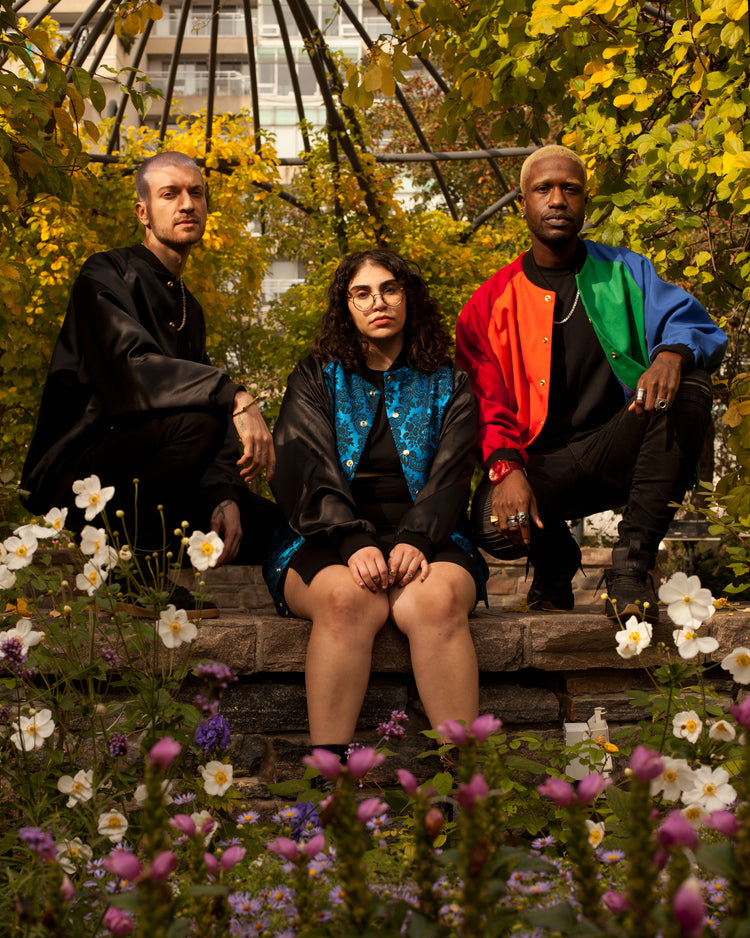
[615,616,652,658]
[0,565,16,590]
[76,561,108,596]
[57,769,95,807]
[672,626,719,659]
[650,756,694,802]
[721,647,750,684]
[97,809,128,842]
[682,766,737,812]
[585,819,605,847]
[658,571,715,628]
[119,545,133,562]
[134,779,173,806]
[72,474,115,521]
[673,709,703,744]
[79,525,106,557]
[16,506,68,540]
[0,618,44,656]
[187,530,224,571]
[190,809,217,844]
[3,531,38,569]
[681,803,708,828]
[44,506,68,534]
[10,709,55,750]
[708,719,736,742]
[157,605,198,648]
[200,760,233,796]
[56,837,92,874]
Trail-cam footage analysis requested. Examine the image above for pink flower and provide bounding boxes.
[220,845,246,870]
[103,850,142,881]
[302,833,326,857]
[437,719,467,745]
[200,817,217,836]
[602,890,628,914]
[630,745,665,782]
[672,877,705,938]
[538,777,576,807]
[658,810,699,849]
[729,698,750,730]
[346,747,385,779]
[357,797,387,823]
[150,850,176,881]
[706,810,738,837]
[424,808,444,839]
[470,714,502,741]
[149,737,182,769]
[103,907,135,935]
[397,768,418,794]
[302,748,343,780]
[169,814,196,837]
[61,875,75,903]
[203,852,219,874]
[455,773,489,811]
[267,836,299,860]
[577,773,610,803]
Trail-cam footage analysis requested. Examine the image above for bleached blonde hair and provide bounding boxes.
[519,145,587,194]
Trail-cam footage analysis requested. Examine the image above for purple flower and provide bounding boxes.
[0,636,27,666]
[61,875,75,903]
[437,719,468,745]
[302,833,326,857]
[302,748,343,780]
[357,797,388,823]
[658,810,699,850]
[149,736,181,769]
[150,850,176,881]
[577,773,610,803]
[221,845,246,870]
[729,698,750,730]
[455,773,489,811]
[194,714,231,757]
[537,777,576,807]
[108,733,130,758]
[193,694,219,716]
[101,647,120,667]
[267,837,299,860]
[18,826,56,862]
[193,662,237,688]
[397,768,418,795]
[630,745,665,782]
[346,747,385,778]
[706,810,738,837]
[169,813,197,837]
[602,890,628,914]
[103,906,135,935]
[471,714,502,741]
[103,850,142,881]
[236,809,259,825]
[204,852,219,874]
[672,877,705,938]
[291,801,320,841]
[424,808,444,839]
[376,709,408,741]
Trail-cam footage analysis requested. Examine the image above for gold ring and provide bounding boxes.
[389,569,397,576]
[490,514,499,524]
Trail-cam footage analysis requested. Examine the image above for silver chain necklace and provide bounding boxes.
[553,288,580,325]
[170,278,187,330]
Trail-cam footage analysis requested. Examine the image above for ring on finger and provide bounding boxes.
[373,575,381,584]
[389,569,397,576]
[490,514,499,525]
[405,572,414,578]
[635,387,646,403]
[517,511,529,526]
[507,516,519,529]
[656,398,669,411]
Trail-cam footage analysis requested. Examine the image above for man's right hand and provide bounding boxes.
[232,392,275,482]
[491,472,543,546]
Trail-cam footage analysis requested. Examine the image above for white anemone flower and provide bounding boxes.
[681,803,708,828]
[16,506,69,540]
[56,838,93,874]
[650,756,694,802]
[709,719,737,742]
[190,809,218,845]
[615,616,652,658]
[43,506,68,534]
[97,809,128,843]
[721,647,750,684]
[3,531,38,570]
[585,819,605,848]
[134,779,173,806]
[658,571,715,628]
[157,605,198,648]
[682,766,737,813]
[673,709,703,744]
[200,760,233,796]
[10,709,55,750]
[72,474,115,521]
[79,525,107,557]
[187,530,224,571]
[57,769,95,807]
[672,626,719,659]
[76,561,108,596]
[0,618,44,656]
[0,565,16,590]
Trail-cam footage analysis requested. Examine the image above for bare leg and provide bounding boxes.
[389,562,478,728]
[285,566,389,744]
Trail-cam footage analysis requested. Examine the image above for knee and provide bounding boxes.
[392,581,470,640]
[315,582,388,639]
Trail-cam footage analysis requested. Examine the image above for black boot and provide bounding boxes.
[603,539,659,625]
[526,524,582,612]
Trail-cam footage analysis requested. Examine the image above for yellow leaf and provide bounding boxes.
[726,0,746,18]
[613,93,634,108]
[471,75,491,107]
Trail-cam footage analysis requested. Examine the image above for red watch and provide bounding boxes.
[487,459,525,485]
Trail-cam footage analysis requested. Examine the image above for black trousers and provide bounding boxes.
[526,370,714,568]
[62,409,282,563]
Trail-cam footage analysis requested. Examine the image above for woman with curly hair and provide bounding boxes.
[264,249,487,757]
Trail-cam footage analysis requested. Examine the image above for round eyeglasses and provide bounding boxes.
[347,285,404,312]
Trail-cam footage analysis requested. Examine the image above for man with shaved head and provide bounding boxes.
[457,144,726,623]
[22,151,281,616]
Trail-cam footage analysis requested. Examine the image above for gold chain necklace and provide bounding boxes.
[553,288,580,325]
[169,278,187,331]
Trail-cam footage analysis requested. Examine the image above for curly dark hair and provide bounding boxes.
[310,249,452,373]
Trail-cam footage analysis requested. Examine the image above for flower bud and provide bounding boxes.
[149,736,181,769]
[424,807,444,839]
[150,850,177,881]
[220,845,247,870]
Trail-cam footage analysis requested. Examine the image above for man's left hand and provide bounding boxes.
[629,350,683,417]
[233,392,275,481]
[211,498,242,565]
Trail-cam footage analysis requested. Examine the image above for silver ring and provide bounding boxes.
[635,388,646,403]
[405,572,414,578]
[507,516,519,529]
[517,511,529,525]
[656,398,669,411]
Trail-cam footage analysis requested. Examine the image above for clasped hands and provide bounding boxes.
[347,544,429,592]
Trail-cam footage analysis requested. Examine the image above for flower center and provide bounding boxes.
[685,720,697,733]
[108,818,121,829]
[169,621,182,633]
[16,545,27,557]
[201,542,213,556]
[628,631,640,642]
[738,654,750,667]
[88,571,98,585]
[665,770,676,782]
[88,493,100,506]
[214,771,227,785]
[703,782,716,795]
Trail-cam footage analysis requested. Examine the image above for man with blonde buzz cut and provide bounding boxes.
[457,144,726,623]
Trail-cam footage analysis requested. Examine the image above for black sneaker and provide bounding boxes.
[526,540,581,612]
[602,570,659,625]
[117,583,219,620]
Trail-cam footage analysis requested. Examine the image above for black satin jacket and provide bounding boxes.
[21,245,243,513]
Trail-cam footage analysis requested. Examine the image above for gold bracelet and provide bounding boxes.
[232,398,255,418]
